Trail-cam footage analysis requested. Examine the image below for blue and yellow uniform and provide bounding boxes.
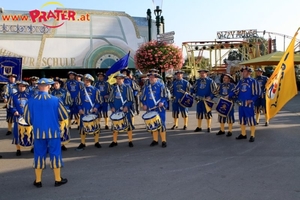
[254,68,269,125]
[228,66,260,142]
[93,72,111,129]
[64,71,83,127]
[141,73,169,147]
[170,70,191,130]
[7,81,31,155]
[24,78,69,187]
[51,81,72,113]
[51,77,73,150]
[192,69,217,132]
[216,74,236,136]
[75,74,102,150]
[121,69,141,121]
[108,73,135,147]
[3,74,18,135]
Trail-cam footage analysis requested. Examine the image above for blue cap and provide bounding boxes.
[97,72,106,76]
[16,81,29,86]
[240,66,253,72]
[148,68,159,73]
[255,67,265,72]
[83,74,94,82]
[197,69,209,73]
[68,71,77,75]
[37,78,54,85]
[175,70,184,75]
[114,73,126,78]
[147,73,161,78]
[53,77,63,84]
[7,74,17,78]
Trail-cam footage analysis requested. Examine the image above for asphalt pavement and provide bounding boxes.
[0,94,300,200]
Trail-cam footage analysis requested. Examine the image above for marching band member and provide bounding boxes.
[216,74,236,137]
[143,68,165,87]
[121,69,140,120]
[170,70,191,130]
[64,71,83,129]
[76,74,83,83]
[107,73,135,148]
[141,73,168,147]
[2,74,18,136]
[51,77,73,151]
[24,78,69,188]
[28,76,39,97]
[227,66,260,142]
[93,72,111,129]
[75,74,102,151]
[192,69,218,132]
[254,68,269,126]
[7,81,31,156]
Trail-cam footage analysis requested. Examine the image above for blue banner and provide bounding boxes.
[0,56,22,83]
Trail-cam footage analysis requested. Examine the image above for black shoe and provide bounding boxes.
[129,142,134,147]
[109,142,118,147]
[207,128,211,133]
[105,125,109,130]
[33,181,42,188]
[194,127,202,132]
[216,130,225,135]
[16,150,21,156]
[265,122,269,126]
[150,140,158,147]
[170,125,178,130]
[183,125,187,130]
[6,131,12,136]
[76,143,86,151]
[77,126,80,130]
[54,177,68,187]
[226,132,232,137]
[61,145,67,151]
[249,136,255,142]
[94,142,102,148]
[30,148,34,153]
[236,134,247,140]
[162,141,167,148]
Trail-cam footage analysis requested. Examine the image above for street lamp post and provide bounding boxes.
[146,9,152,42]
[153,6,165,81]
[154,6,162,35]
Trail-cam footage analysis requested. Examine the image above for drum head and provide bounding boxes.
[110,112,125,120]
[142,111,158,119]
[82,114,97,121]
[18,118,28,126]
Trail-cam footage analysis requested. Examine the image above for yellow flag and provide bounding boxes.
[265,28,299,120]
[107,71,120,85]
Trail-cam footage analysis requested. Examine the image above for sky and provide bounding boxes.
[1,0,300,52]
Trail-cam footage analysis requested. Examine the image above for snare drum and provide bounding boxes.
[59,120,70,145]
[82,114,100,134]
[110,112,129,132]
[142,111,162,132]
[18,118,33,148]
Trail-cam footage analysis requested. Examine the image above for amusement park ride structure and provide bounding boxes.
[182,30,300,77]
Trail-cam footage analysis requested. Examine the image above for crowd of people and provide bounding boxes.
[0,66,269,187]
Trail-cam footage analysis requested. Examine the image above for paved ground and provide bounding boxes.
[0,94,300,200]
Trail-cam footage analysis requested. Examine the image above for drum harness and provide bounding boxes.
[116,85,128,112]
[84,86,95,113]
[148,84,162,111]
